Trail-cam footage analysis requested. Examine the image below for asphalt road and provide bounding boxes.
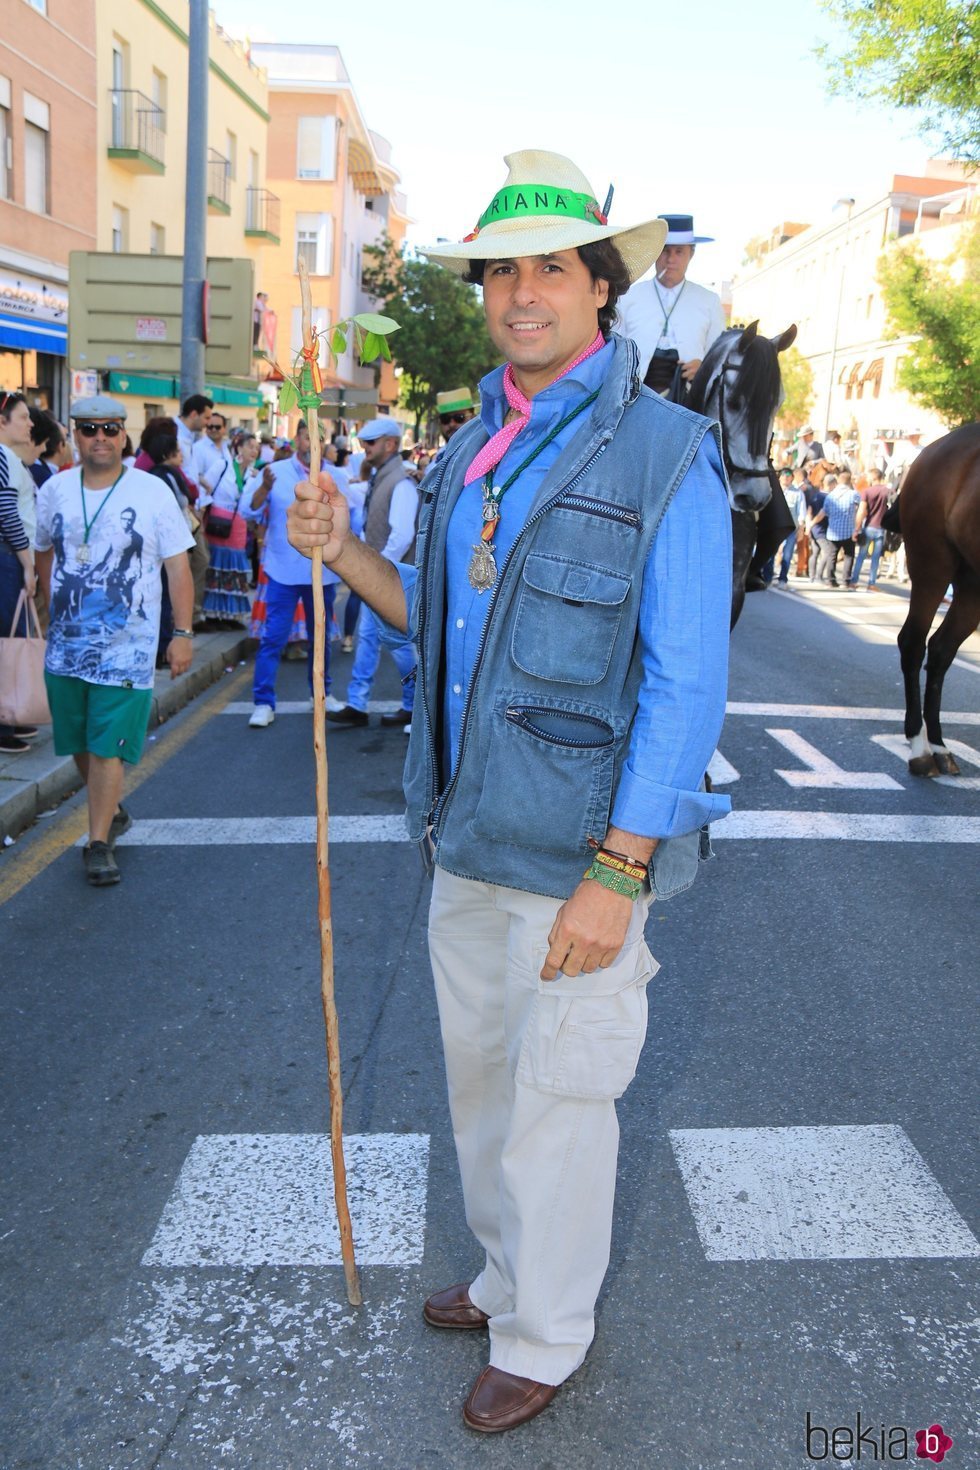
[2,581,978,1470]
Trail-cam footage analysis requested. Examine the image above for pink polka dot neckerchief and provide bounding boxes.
[463,329,605,488]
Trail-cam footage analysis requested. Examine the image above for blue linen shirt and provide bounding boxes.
[387,345,732,839]
[823,486,863,541]
[241,453,338,586]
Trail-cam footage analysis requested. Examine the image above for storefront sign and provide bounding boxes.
[135,317,168,342]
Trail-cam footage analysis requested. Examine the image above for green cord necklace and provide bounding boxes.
[468,388,601,593]
[77,467,128,565]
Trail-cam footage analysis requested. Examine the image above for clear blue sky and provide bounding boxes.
[219,0,933,286]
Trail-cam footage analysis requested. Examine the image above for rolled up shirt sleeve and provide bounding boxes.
[376,562,418,648]
[611,432,733,837]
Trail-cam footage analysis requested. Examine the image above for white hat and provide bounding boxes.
[420,150,667,284]
[358,417,403,444]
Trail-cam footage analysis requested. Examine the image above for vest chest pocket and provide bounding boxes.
[511,553,632,686]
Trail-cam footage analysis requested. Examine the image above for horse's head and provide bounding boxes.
[688,321,797,512]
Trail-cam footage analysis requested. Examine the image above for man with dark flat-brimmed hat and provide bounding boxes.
[288,149,732,1432]
[34,394,194,886]
[615,212,726,392]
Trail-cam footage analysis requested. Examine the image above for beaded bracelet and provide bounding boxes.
[583,858,645,901]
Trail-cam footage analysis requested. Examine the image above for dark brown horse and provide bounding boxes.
[896,422,980,776]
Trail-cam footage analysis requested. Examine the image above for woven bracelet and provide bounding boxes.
[583,859,644,901]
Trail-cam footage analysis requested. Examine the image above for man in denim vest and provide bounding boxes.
[288,151,732,1433]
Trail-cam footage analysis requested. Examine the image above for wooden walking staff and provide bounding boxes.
[296,258,361,1307]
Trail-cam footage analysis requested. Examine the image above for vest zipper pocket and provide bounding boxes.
[505,705,614,749]
[556,496,642,530]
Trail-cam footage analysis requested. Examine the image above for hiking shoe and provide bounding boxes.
[0,733,31,754]
[326,705,368,726]
[108,804,132,847]
[248,704,275,728]
[84,841,120,886]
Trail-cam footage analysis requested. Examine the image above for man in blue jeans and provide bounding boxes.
[327,418,418,731]
[242,421,338,728]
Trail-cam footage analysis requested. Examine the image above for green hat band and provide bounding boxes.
[438,395,472,414]
[475,185,607,233]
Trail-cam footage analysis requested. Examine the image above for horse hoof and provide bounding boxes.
[908,755,939,777]
[933,751,961,777]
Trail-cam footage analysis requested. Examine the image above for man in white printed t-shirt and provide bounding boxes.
[614,213,725,394]
[35,395,194,888]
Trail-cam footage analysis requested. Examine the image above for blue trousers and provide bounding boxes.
[851,526,884,585]
[346,602,416,713]
[253,577,335,710]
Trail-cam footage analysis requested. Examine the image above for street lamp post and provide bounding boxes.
[824,196,855,441]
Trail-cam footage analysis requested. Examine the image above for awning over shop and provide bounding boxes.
[106,371,262,407]
[0,309,68,356]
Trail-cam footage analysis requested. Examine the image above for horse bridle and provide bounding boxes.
[713,362,773,481]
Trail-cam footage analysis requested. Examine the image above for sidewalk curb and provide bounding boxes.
[0,632,253,845]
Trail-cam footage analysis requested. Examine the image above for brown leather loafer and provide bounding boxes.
[422,1282,490,1330]
[463,1366,558,1433]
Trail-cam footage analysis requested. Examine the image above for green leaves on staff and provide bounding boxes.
[278,378,299,412]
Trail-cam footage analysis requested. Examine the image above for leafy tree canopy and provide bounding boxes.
[774,345,815,435]
[877,221,980,424]
[817,0,980,164]
[361,237,500,430]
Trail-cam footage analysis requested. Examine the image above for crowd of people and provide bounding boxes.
[762,424,922,589]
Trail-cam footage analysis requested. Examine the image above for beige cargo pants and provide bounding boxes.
[427,865,657,1386]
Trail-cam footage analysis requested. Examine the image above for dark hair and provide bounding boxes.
[181,393,213,416]
[209,412,226,428]
[29,406,62,454]
[0,391,27,422]
[123,435,135,459]
[147,432,179,464]
[140,415,177,453]
[335,447,348,467]
[463,240,631,338]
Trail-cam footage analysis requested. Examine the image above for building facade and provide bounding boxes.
[89,0,278,427]
[730,162,977,458]
[249,44,409,432]
[0,0,99,418]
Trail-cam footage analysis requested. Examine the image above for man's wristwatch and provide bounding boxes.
[172,628,195,639]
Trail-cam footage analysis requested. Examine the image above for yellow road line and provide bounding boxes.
[0,663,253,908]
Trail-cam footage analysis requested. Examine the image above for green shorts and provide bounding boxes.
[45,673,154,765]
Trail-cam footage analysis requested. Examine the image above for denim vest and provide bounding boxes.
[405,336,723,902]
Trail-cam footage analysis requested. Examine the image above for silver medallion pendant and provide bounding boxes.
[76,543,92,565]
[467,542,497,593]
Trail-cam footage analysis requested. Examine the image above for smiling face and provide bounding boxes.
[481,250,608,398]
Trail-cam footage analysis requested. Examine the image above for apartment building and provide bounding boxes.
[731,161,977,454]
[0,0,98,417]
[250,43,409,424]
[92,0,277,424]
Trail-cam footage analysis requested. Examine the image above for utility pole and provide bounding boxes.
[824,196,855,440]
[179,0,208,400]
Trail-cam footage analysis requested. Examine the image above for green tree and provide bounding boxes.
[877,221,980,424]
[817,0,980,164]
[774,345,815,435]
[361,236,500,433]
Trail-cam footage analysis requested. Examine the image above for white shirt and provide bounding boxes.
[176,418,200,484]
[382,477,419,562]
[35,466,193,689]
[192,438,235,509]
[615,276,726,380]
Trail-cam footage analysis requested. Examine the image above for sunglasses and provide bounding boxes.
[206,424,224,434]
[440,413,469,426]
[76,421,124,438]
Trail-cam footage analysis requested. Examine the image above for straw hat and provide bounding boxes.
[420,150,668,284]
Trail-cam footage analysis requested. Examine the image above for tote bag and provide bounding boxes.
[0,592,51,725]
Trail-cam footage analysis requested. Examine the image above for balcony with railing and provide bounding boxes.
[245,187,281,243]
[108,90,165,173]
[207,149,231,214]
